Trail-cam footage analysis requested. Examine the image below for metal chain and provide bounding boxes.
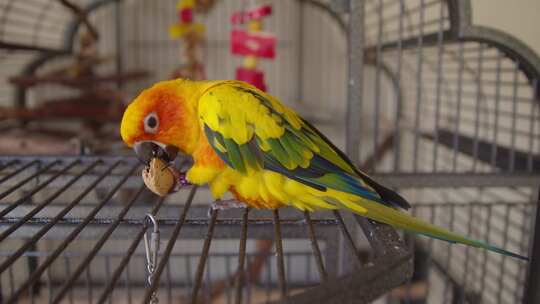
[144,214,160,304]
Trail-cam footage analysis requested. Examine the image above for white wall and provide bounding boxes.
[473,0,540,56]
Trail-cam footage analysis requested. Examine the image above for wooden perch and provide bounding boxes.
[9,70,149,88]
[361,132,397,173]
[58,0,99,41]
[0,41,68,53]
[422,128,540,171]
[0,131,81,155]
[0,94,125,121]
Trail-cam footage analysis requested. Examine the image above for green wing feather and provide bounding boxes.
[222,137,246,173]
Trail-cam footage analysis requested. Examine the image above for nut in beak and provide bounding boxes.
[134,142,188,196]
[142,158,177,197]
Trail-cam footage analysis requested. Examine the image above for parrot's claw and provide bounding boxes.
[207,199,248,218]
[169,168,191,193]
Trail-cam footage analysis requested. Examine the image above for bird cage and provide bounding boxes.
[0,1,539,304]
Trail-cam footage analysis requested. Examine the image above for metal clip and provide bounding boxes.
[144,214,160,304]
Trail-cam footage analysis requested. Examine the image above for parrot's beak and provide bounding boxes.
[133,141,179,165]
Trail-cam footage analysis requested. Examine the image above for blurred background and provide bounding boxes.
[0,0,539,303]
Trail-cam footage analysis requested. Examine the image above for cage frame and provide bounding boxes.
[1,0,540,303]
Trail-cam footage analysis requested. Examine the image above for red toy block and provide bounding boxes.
[236,67,266,91]
[231,5,272,24]
[179,8,193,23]
[231,29,276,59]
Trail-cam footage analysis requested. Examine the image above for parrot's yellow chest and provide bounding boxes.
[188,164,287,209]
[187,163,350,211]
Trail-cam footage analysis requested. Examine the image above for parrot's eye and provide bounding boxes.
[144,112,159,134]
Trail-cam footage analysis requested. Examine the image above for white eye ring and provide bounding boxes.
[144,112,159,134]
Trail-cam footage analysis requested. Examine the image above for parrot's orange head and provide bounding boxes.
[120,79,201,164]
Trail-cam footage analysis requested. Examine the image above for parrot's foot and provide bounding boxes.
[169,168,191,193]
[207,199,248,218]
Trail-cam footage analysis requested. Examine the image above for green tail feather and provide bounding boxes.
[345,199,528,261]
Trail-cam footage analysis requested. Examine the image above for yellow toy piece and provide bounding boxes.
[247,20,262,32]
[243,56,258,69]
[169,23,205,39]
[177,0,195,9]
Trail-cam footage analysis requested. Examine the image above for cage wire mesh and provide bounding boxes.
[359,0,540,303]
[0,0,539,304]
[0,156,410,304]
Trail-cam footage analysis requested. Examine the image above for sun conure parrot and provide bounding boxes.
[120,78,527,260]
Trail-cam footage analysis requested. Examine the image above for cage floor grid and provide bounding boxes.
[0,156,412,304]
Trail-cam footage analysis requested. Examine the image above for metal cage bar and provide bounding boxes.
[0,156,412,303]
